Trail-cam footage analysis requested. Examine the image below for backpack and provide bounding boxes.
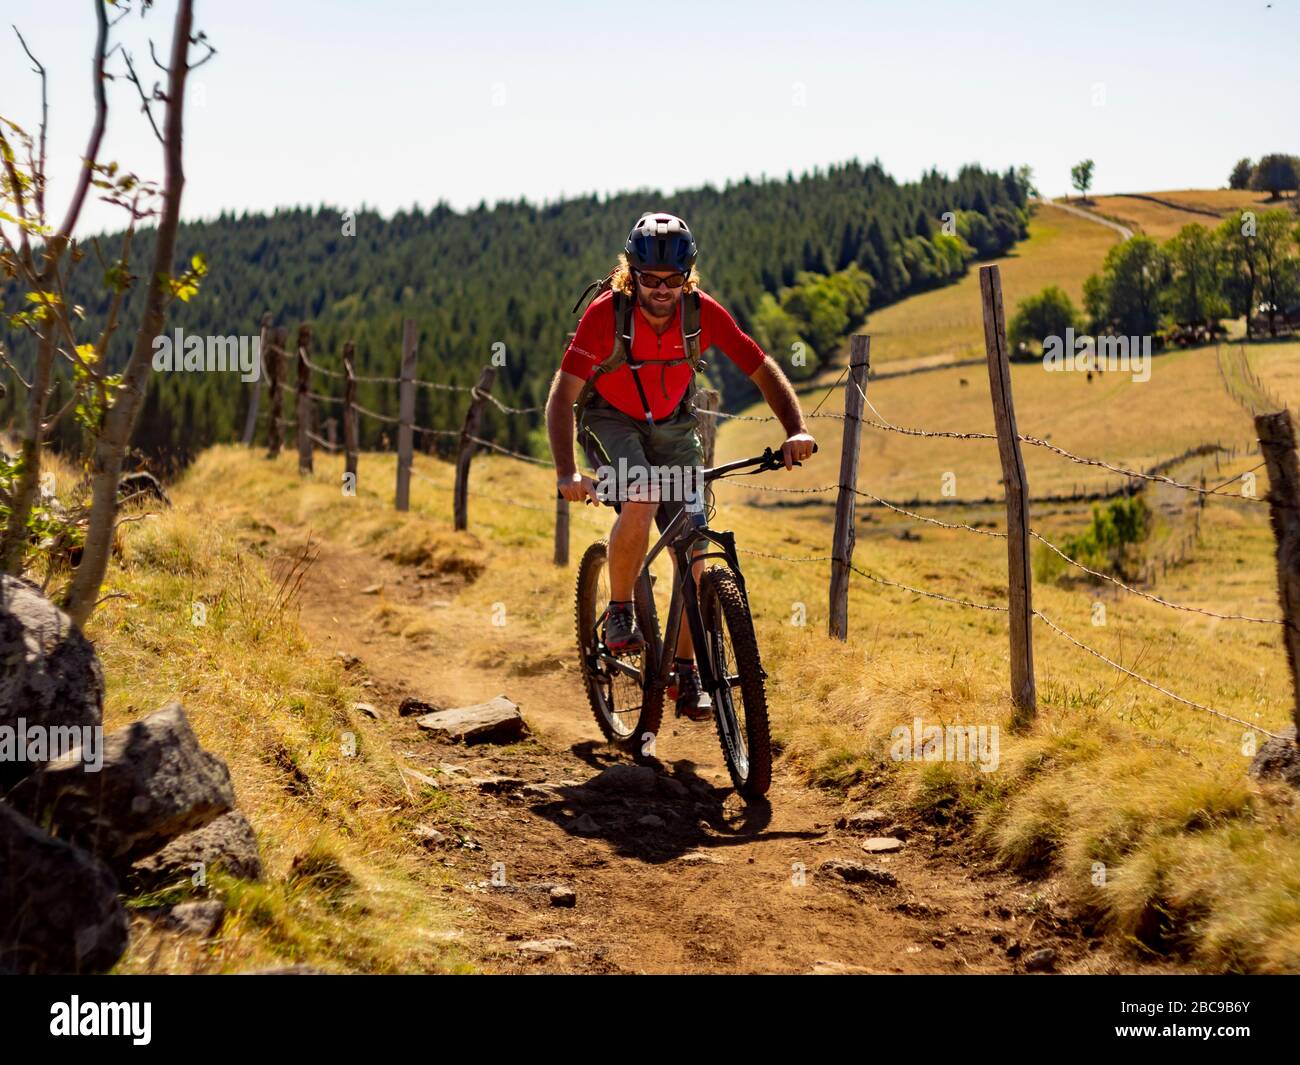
[570,275,704,426]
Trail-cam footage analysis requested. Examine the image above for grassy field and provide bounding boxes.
[42,451,477,975]
[1081,189,1289,240]
[712,190,1299,970]
[738,340,1263,504]
[205,433,1299,971]
[60,392,1299,973]
[1247,338,1300,413]
[836,203,1121,370]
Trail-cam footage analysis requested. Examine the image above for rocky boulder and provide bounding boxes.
[0,801,127,974]
[0,574,104,790]
[415,695,527,744]
[1250,727,1300,789]
[129,809,263,890]
[6,701,235,875]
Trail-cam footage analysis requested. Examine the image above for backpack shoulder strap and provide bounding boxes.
[572,274,612,315]
[681,290,702,367]
[572,290,637,421]
[612,290,635,359]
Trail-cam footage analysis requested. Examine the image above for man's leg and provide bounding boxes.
[608,499,657,601]
[580,407,654,606]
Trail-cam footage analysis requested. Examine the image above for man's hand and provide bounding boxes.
[558,471,601,505]
[780,432,817,470]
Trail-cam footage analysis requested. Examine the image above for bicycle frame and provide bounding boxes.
[638,502,749,705]
[584,441,814,773]
[589,443,808,694]
[593,486,753,705]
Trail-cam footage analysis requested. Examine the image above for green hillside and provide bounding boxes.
[3,160,1031,464]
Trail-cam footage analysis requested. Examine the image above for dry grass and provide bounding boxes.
[1084,189,1288,240]
[1248,339,1300,414]
[80,421,1300,972]
[734,341,1263,505]
[142,422,1297,971]
[836,203,1121,370]
[86,465,475,973]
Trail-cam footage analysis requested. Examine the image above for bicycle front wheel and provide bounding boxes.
[698,566,772,798]
[575,539,664,751]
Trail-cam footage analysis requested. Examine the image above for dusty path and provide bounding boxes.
[288,534,1113,974]
[1045,198,1135,241]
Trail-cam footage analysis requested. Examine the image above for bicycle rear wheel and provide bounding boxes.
[575,539,664,751]
[698,566,772,798]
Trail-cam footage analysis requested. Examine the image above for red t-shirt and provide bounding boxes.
[561,289,766,420]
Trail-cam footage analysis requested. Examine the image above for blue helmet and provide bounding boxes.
[625,212,697,272]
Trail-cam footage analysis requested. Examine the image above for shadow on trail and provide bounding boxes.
[532,740,823,864]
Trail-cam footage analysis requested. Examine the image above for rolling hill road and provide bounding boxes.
[280,520,1154,974]
[1045,199,1135,241]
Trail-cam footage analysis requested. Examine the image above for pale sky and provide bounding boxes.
[3,0,1297,236]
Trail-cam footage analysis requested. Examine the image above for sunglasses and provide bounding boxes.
[636,270,687,290]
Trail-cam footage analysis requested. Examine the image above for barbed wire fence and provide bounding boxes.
[703,266,1298,749]
[247,265,1299,752]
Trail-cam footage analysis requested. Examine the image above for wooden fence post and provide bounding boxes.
[343,341,359,483]
[980,265,1036,721]
[455,365,497,530]
[296,323,314,475]
[829,335,870,641]
[1255,409,1300,739]
[395,318,418,512]
[242,311,271,446]
[554,491,569,567]
[266,325,288,458]
[696,387,720,467]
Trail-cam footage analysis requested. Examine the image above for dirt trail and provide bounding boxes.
[290,535,1109,974]
[1045,198,1134,241]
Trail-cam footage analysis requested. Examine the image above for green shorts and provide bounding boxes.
[578,393,709,551]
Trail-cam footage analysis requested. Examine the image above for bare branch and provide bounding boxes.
[1,348,34,390]
[11,25,47,221]
[50,0,111,258]
[121,50,164,144]
[148,38,168,73]
[187,31,216,71]
[42,388,80,434]
[94,590,134,606]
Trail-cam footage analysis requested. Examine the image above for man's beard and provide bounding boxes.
[637,288,680,319]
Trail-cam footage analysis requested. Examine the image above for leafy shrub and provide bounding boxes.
[1036,495,1151,584]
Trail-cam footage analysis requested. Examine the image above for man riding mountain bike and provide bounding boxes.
[545,212,816,721]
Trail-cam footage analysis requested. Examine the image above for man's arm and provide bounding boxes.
[750,356,817,469]
[700,292,816,470]
[546,368,599,502]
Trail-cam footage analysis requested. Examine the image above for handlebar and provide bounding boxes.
[704,441,818,482]
[572,441,817,504]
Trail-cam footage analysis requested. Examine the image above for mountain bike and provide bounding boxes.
[574,443,816,799]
